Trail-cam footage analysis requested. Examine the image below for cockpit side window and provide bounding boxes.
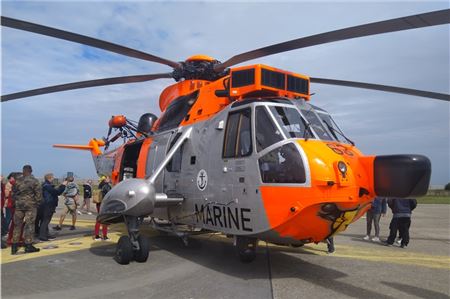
[268,106,313,139]
[157,91,199,132]
[223,108,252,158]
[258,143,306,184]
[256,106,283,152]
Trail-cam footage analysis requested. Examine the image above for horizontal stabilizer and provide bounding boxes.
[53,138,105,156]
[53,144,94,150]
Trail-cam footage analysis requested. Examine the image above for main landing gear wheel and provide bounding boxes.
[133,235,150,263]
[114,215,150,265]
[235,236,258,263]
[115,236,133,265]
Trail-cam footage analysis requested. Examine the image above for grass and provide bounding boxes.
[417,195,450,204]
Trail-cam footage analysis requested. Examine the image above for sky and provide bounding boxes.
[1,1,449,186]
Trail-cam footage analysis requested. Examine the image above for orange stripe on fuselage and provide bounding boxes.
[260,140,374,242]
[137,138,153,178]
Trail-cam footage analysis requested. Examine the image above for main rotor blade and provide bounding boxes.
[215,9,450,72]
[1,16,181,69]
[310,77,450,101]
[1,73,173,102]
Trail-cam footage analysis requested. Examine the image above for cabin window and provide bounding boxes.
[157,91,199,132]
[223,108,252,158]
[268,106,313,139]
[258,143,306,184]
[255,106,282,152]
[166,133,183,172]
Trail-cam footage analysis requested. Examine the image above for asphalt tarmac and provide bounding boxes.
[1,204,449,299]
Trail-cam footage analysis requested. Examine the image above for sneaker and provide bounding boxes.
[39,238,49,242]
[363,235,370,241]
[102,235,110,241]
[69,226,76,230]
[77,210,82,215]
[94,235,102,241]
[25,244,40,253]
[47,235,56,240]
[87,212,93,215]
[383,242,393,247]
[371,237,380,242]
[400,244,405,248]
[53,226,62,231]
[395,238,402,245]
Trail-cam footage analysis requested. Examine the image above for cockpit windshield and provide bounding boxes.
[316,112,352,144]
[301,109,334,141]
[268,106,313,139]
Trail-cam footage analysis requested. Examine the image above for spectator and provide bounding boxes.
[5,173,24,246]
[385,198,417,248]
[11,165,41,254]
[80,180,93,215]
[53,176,79,231]
[37,173,66,241]
[326,237,335,254]
[94,176,111,241]
[1,175,6,237]
[363,197,387,242]
[4,174,17,233]
[1,176,5,249]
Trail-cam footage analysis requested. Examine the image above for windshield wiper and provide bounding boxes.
[303,121,312,141]
[323,120,355,146]
[302,107,314,141]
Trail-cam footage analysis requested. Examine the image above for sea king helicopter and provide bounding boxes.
[2,9,449,265]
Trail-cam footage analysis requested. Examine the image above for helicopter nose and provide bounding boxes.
[373,155,431,197]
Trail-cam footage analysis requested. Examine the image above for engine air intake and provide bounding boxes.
[230,64,310,100]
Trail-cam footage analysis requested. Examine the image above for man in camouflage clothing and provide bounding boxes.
[11,165,41,254]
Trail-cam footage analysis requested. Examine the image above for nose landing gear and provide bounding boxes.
[114,216,150,265]
[235,236,258,263]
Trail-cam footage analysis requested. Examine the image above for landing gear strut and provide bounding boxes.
[114,216,150,265]
[235,236,257,263]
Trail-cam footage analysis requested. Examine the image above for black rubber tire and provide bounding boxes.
[134,235,150,263]
[239,248,256,263]
[115,236,133,265]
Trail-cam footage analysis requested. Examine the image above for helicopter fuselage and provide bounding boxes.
[95,97,379,245]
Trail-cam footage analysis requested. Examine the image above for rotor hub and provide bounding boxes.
[172,56,229,82]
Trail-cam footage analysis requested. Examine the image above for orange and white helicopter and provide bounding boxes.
[1,10,449,265]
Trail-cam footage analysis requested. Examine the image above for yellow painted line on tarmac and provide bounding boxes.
[2,223,449,270]
[2,218,121,265]
[1,231,121,264]
[269,242,450,270]
[206,234,450,270]
[1,219,158,265]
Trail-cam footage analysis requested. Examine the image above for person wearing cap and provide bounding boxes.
[11,165,41,254]
[37,173,67,241]
[80,180,93,215]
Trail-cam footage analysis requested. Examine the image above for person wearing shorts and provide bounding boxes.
[53,176,79,231]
